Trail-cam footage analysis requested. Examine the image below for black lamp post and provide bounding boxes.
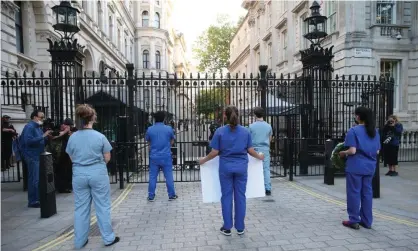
[303,1,328,46]
[51,1,80,43]
[47,1,84,125]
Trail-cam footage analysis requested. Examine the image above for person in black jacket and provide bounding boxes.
[2,115,18,171]
[382,115,403,176]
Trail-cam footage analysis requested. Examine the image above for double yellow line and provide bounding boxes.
[32,183,134,251]
[283,179,418,227]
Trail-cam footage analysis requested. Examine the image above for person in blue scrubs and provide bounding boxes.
[66,104,119,249]
[199,105,264,236]
[20,110,52,208]
[249,107,273,195]
[339,106,381,229]
[145,111,177,202]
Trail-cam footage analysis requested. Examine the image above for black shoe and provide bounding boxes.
[105,237,120,247]
[169,195,178,201]
[237,229,245,235]
[219,227,231,236]
[359,222,371,229]
[147,197,155,202]
[266,190,271,196]
[82,239,89,248]
[385,171,393,176]
[342,220,360,230]
[390,171,399,176]
[28,203,41,208]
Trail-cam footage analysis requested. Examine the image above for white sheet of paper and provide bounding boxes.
[200,155,266,203]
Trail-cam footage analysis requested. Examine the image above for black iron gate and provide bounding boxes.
[1,64,394,184]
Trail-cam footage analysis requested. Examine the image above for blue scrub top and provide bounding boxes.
[66,129,112,175]
[344,125,381,175]
[145,122,175,159]
[210,125,252,171]
[249,121,272,152]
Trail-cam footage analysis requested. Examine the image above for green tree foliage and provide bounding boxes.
[193,15,237,74]
[195,88,229,118]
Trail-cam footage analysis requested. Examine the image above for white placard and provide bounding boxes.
[354,48,372,58]
[200,155,266,203]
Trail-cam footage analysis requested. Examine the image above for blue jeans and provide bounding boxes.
[255,148,271,191]
[72,165,115,249]
[25,157,40,206]
[148,157,176,198]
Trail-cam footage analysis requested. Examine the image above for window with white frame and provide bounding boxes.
[256,51,260,70]
[117,29,121,50]
[300,14,308,49]
[376,0,396,24]
[380,60,400,110]
[156,89,161,107]
[267,2,272,27]
[97,1,103,30]
[142,11,149,27]
[109,15,113,39]
[15,1,24,53]
[282,30,287,61]
[143,50,149,68]
[268,43,272,69]
[125,38,128,56]
[326,0,337,34]
[154,12,160,28]
[257,16,260,37]
[156,51,161,69]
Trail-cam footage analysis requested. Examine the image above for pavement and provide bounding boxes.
[2,163,418,251]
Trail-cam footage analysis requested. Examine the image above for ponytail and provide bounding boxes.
[354,106,376,138]
[225,105,239,130]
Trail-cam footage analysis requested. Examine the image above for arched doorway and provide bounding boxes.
[83,49,94,76]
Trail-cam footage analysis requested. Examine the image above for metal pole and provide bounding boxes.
[259,65,268,120]
[373,155,380,198]
[324,139,335,185]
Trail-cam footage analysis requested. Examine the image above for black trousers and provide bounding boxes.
[54,154,73,191]
[383,144,399,166]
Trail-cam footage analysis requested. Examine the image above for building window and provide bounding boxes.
[326,1,337,34]
[300,14,308,49]
[109,16,113,40]
[154,12,160,28]
[268,43,272,69]
[156,51,161,69]
[144,89,150,107]
[282,30,287,60]
[97,1,103,29]
[267,2,272,27]
[117,29,121,50]
[143,50,149,68]
[156,89,161,107]
[15,1,24,53]
[380,60,400,110]
[82,1,87,11]
[129,1,133,17]
[130,45,133,62]
[125,38,128,56]
[376,0,395,24]
[156,0,160,5]
[142,11,149,27]
[257,16,260,37]
[256,51,260,70]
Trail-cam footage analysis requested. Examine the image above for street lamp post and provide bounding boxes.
[48,1,84,124]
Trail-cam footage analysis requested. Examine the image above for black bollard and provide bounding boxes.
[324,139,335,185]
[299,138,309,175]
[39,152,57,218]
[372,155,380,198]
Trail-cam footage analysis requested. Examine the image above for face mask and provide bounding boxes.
[38,120,43,126]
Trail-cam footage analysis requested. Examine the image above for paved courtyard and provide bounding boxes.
[3,174,418,251]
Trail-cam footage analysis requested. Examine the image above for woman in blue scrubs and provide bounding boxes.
[199,105,264,236]
[66,104,120,249]
[339,106,381,229]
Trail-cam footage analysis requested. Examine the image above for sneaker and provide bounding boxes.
[147,197,155,202]
[385,171,393,176]
[168,195,178,201]
[359,222,371,229]
[390,171,399,176]
[219,227,231,236]
[342,220,360,230]
[237,229,245,235]
[265,190,271,196]
[105,236,120,247]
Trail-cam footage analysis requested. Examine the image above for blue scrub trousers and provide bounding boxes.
[346,172,374,227]
[219,166,248,230]
[72,165,115,249]
[25,157,40,206]
[148,157,176,198]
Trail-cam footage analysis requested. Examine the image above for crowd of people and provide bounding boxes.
[1,102,405,247]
